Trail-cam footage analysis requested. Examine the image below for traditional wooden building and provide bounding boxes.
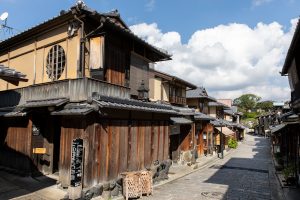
[186,87,219,156]
[148,69,197,163]
[0,3,175,190]
[280,18,300,185]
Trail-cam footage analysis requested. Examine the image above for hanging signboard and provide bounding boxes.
[70,138,83,187]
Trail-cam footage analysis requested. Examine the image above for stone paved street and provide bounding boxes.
[147,134,278,200]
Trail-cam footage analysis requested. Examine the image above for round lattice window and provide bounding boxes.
[46,45,66,80]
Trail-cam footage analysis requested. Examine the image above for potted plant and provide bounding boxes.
[283,165,295,186]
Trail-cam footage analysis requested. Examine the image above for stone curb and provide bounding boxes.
[269,149,286,200]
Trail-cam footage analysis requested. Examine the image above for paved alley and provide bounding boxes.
[147,134,280,200]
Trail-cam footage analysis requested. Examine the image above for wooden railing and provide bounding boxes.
[0,78,130,107]
[169,96,186,105]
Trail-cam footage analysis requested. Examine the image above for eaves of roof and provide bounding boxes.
[0,11,74,51]
[0,5,171,61]
[282,18,300,74]
[152,69,196,89]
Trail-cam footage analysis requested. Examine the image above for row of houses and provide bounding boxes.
[257,18,300,187]
[0,2,245,195]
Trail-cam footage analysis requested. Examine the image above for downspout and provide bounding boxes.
[74,15,85,78]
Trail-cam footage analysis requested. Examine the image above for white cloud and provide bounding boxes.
[130,19,298,101]
[252,0,272,6]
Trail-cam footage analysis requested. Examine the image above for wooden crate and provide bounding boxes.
[140,170,153,196]
[121,172,142,200]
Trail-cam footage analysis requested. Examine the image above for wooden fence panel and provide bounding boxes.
[118,120,128,173]
[158,122,164,161]
[108,121,120,180]
[138,122,145,170]
[98,121,109,182]
[144,121,152,168]
[163,122,169,160]
[128,122,138,171]
[151,122,159,162]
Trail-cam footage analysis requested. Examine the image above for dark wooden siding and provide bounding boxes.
[59,116,169,188]
[129,53,150,96]
[0,118,32,172]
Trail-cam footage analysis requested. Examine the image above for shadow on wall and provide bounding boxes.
[0,119,57,199]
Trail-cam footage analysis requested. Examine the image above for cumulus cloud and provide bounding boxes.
[130,19,298,101]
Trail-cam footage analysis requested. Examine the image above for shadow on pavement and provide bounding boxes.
[203,135,274,200]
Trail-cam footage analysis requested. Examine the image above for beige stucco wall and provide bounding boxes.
[209,106,217,118]
[162,82,169,101]
[187,98,199,111]
[152,77,162,101]
[0,24,79,91]
[225,115,232,121]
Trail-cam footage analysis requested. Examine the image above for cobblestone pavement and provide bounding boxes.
[147,134,275,200]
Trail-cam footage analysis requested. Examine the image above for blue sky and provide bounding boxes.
[0,0,299,42]
[0,0,300,101]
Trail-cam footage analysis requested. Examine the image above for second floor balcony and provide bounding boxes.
[169,95,186,105]
[0,78,130,108]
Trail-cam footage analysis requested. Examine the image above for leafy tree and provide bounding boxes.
[256,100,273,112]
[233,94,261,112]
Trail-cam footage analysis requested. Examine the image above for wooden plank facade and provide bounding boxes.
[59,115,170,187]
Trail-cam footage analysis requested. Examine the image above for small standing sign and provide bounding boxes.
[70,138,83,187]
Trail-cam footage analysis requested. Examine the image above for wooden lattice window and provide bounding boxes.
[46,45,66,80]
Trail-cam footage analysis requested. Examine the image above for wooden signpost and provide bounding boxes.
[69,138,83,199]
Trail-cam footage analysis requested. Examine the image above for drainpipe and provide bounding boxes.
[74,15,85,78]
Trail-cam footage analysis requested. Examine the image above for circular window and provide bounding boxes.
[46,45,66,80]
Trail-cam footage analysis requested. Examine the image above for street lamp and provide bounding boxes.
[137,80,149,101]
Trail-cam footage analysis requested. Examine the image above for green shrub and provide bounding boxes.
[228,138,238,149]
[283,164,295,180]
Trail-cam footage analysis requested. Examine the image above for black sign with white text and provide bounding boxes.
[70,138,83,187]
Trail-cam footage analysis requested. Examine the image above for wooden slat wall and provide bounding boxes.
[144,122,152,168]
[128,121,138,171]
[163,122,169,160]
[118,121,128,173]
[151,122,159,162]
[158,122,164,161]
[59,118,170,188]
[3,119,32,157]
[105,45,126,86]
[0,118,32,173]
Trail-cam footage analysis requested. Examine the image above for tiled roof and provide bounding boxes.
[0,107,28,117]
[170,117,193,124]
[94,95,176,114]
[270,124,286,134]
[21,98,69,108]
[194,112,215,121]
[208,101,230,108]
[224,109,234,116]
[171,105,195,115]
[51,104,94,116]
[186,87,216,101]
[210,118,233,127]
[0,64,28,83]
